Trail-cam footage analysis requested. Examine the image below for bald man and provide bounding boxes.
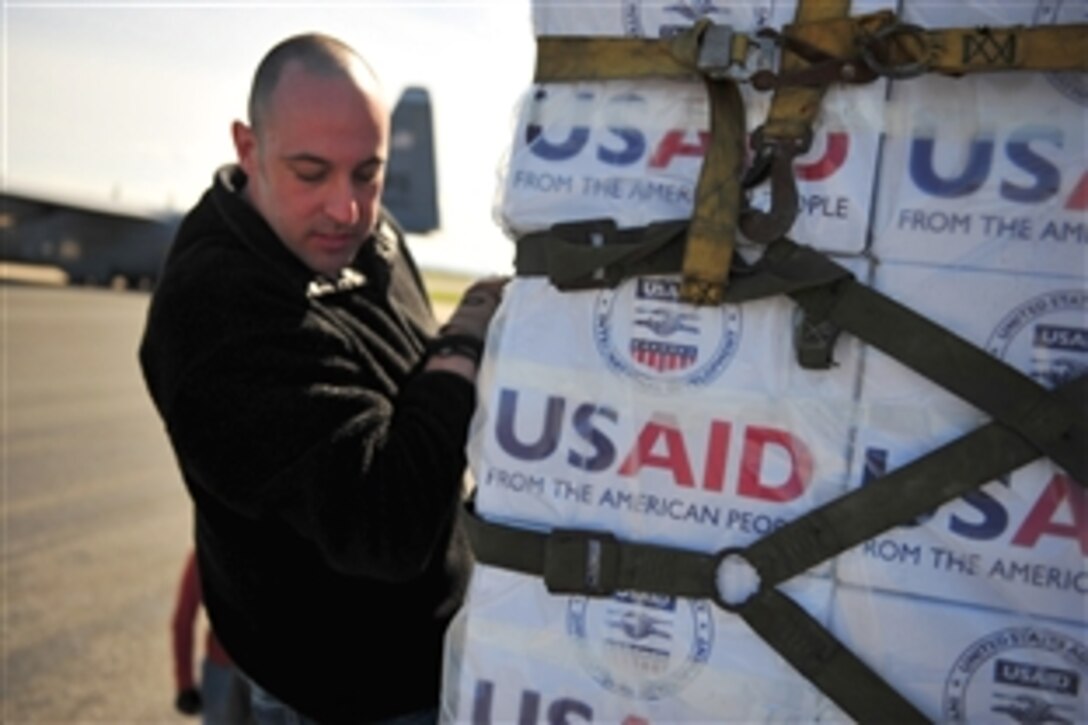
[141,33,503,724]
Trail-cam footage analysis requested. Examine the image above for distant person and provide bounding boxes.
[172,550,251,724]
[140,32,505,724]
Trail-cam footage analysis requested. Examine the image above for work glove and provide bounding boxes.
[175,687,202,716]
[430,277,508,363]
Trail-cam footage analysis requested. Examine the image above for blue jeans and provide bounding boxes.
[202,659,253,725]
[246,676,437,725]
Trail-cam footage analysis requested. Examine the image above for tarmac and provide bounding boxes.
[3,281,193,722]
[1,274,459,723]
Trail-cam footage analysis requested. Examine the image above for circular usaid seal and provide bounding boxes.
[942,626,1088,723]
[620,0,776,38]
[1034,0,1088,105]
[984,289,1088,389]
[593,276,741,390]
[567,592,714,701]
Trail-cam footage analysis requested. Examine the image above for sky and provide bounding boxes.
[2,0,537,276]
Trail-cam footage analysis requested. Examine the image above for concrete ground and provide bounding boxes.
[1,269,465,723]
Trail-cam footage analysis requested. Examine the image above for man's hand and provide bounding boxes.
[439,276,508,343]
[426,276,508,380]
[175,687,202,716]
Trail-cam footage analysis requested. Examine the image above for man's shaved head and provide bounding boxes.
[233,32,389,277]
[247,32,381,135]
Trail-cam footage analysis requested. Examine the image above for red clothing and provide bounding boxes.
[172,550,232,691]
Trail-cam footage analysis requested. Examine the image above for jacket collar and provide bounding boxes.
[211,164,398,298]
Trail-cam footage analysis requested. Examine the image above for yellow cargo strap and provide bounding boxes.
[683,78,745,305]
[532,14,1088,302]
[535,20,754,306]
[756,11,1088,140]
[534,14,1088,93]
[762,11,1088,84]
[882,22,1088,74]
[744,0,852,242]
[534,21,767,82]
[747,10,1088,238]
[504,223,1088,720]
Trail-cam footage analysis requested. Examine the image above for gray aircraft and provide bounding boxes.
[1,87,440,290]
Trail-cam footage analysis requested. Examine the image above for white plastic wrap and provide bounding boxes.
[497,82,887,255]
[444,1,1088,722]
[499,0,894,255]
[870,68,1087,277]
[828,587,1088,723]
[466,269,867,555]
[444,565,841,724]
[839,264,1086,623]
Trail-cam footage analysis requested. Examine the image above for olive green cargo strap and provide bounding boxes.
[534,19,762,82]
[516,230,1086,482]
[468,371,1083,599]
[760,12,1088,87]
[744,0,852,242]
[500,228,1086,721]
[532,16,1088,88]
[741,587,928,723]
[516,219,844,301]
[745,377,1087,592]
[749,10,1088,233]
[535,19,751,306]
[515,219,688,290]
[751,10,1088,238]
[461,498,929,722]
[766,240,1086,482]
[465,373,1086,719]
[464,365,1085,721]
[532,15,1088,301]
[505,11,1088,717]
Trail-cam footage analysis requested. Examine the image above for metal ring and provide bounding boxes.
[859,22,931,80]
[712,547,762,612]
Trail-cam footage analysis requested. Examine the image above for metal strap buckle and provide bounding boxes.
[740,134,809,243]
[543,529,620,596]
[698,24,778,81]
[549,218,619,287]
[794,312,844,370]
[859,22,931,79]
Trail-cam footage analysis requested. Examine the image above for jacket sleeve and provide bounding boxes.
[157,292,476,582]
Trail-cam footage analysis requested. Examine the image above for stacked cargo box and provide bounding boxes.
[442,1,1087,722]
[828,2,1087,720]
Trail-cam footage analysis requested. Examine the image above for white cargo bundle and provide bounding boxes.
[839,264,1086,624]
[500,0,892,255]
[443,1,1087,722]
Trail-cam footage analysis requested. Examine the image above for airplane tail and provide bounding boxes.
[383,86,440,234]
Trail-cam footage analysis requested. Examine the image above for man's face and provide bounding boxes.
[232,61,389,278]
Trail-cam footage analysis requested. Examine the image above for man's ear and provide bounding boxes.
[232,120,258,176]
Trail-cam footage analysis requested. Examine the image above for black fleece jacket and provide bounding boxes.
[140,167,474,723]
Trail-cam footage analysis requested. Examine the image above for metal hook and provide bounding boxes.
[740,142,803,243]
[859,22,932,80]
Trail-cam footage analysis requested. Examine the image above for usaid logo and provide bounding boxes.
[943,626,1087,723]
[594,277,740,389]
[985,289,1088,389]
[620,0,774,38]
[908,125,1088,209]
[1034,0,1088,106]
[567,591,713,701]
[522,86,851,181]
[994,659,1080,696]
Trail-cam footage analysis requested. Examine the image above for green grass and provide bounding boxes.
[422,268,476,306]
